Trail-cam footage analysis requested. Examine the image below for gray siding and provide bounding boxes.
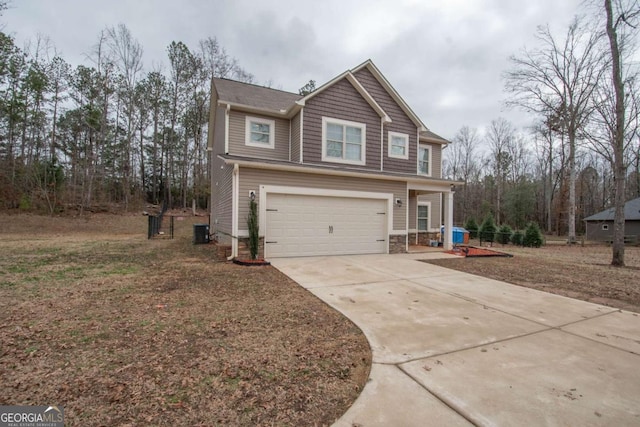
[238,166,407,231]
[586,220,640,241]
[228,110,290,161]
[291,111,301,162]
[419,142,442,179]
[354,67,418,174]
[211,156,234,245]
[303,78,381,170]
[209,83,233,244]
[409,193,442,231]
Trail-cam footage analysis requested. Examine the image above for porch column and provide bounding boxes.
[443,190,454,250]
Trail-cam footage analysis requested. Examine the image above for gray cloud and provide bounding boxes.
[6,0,584,139]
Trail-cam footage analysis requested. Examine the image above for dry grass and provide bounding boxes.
[427,242,640,313]
[0,213,371,426]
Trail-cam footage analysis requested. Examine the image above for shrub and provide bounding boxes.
[511,230,524,246]
[496,224,512,245]
[464,218,479,239]
[247,198,259,259]
[479,213,497,243]
[523,222,543,248]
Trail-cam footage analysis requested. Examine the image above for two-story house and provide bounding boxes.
[209,60,458,259]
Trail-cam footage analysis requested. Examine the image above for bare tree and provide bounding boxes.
[486,118,516,224]
[450,126,480,221]
[106,24,143,210]
[600,0,640,265]
[505,17,606,242]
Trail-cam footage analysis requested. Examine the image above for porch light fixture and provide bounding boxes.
[395,198,402,208]
[249,191,256,201]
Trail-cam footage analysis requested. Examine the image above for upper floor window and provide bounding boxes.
[322,117,366,165]
[245,116,275,149]
[418,143,431,176]
[388,131,409,159]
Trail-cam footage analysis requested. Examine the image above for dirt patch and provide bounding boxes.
[0,213,371,426]
[426,243,640,313]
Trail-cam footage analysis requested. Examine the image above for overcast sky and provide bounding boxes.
[6,0,585,140]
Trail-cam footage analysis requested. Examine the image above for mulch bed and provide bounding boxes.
[445,245,513,258]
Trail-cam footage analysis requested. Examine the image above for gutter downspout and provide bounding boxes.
[228,163,239,260]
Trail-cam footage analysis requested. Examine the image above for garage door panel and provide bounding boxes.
[266,193,387,258]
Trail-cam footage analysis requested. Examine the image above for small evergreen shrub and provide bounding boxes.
[497,224,512,245]
[247,198,259,259]
[511,230,524,246]
[523,222,543,248]
[479,213,497,243]
[464,218,479,239]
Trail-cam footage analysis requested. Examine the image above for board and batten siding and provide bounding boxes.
[303,78,381,170]
[228,110,290,161]
[291,112,300,162]
[237,166,407,232]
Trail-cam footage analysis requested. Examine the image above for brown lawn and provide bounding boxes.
[426,242,640,313]
[0,213,370,426]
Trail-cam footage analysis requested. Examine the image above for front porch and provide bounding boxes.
[407,186,455,251]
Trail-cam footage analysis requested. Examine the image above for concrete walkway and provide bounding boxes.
[271,253,640,426]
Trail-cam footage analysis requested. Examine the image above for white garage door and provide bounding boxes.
[265,193,387,258]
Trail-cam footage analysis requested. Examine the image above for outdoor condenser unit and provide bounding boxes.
[193,224,210,244]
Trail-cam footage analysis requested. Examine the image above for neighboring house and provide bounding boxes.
[209,59,459,259]
[584,197,640,242]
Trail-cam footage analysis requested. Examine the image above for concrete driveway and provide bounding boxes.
[271,253,640,426]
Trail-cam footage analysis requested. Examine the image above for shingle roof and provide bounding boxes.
[213,78,302,112]
[584,197,640,221]
[420,129,449,144]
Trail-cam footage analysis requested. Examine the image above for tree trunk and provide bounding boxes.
[568,129,577,243]
[605,0,626,266]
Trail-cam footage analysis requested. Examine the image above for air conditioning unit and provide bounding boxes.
[193,224,210,244]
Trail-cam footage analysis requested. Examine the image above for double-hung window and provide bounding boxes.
[322,117,366,165]
[418,143,431,176]
[388,131,409,159]
[245,116,275,149]
[417,203,430,231]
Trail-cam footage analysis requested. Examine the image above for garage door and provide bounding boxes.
[265,193,387,258]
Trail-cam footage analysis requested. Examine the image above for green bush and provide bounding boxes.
[464,218,479,239]
[511,230,524,246]
[479,213,497,243]
[523,222,543,248]
[247,198,259,259]
[496,224,512,245]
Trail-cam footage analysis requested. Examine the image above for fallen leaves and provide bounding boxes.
[0,213,371,426]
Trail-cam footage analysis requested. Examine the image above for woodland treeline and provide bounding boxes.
[445,1,640,246]
[0,3,253,214]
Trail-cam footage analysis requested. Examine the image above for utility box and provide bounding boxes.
[193,224,210,244]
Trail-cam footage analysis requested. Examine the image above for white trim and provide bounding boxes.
[350,60,427,132]
[245,116,275,149]
[230,164,239,259]
[259,185,393,256]
[224,104,230,154]
[321,117,366,166]
[220,155,461,190]
[345,73,392,123]
[300,71,392,123]
[380,119,384,171]
[299,109,304,163]
[418,143,433,177]
[388,131,409,160]
[288,113,291,162]
[417,201,431,232]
